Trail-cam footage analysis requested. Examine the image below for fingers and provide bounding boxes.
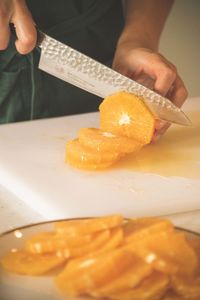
[148,58,188,142]
[14,16,37,54]
[112,46,188,142]
[152,77,188,142]
[12,0,37,54]
[0,2,11,49]
[154,66,176,96]
[167,76,188,108]
[150,58,188,108]
[0,19,10,50]
[0,0,36,54]
[133,73,155,90]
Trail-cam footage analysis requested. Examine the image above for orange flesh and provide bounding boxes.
[108,272,169,300]
[54,215,123,236]
[1,215,199,300]
[55,249,136,296]
[1,250,66,275]
[100,92,155,145]
[66,138,122,170]
[79,127,142,153]
[65,91,155,170]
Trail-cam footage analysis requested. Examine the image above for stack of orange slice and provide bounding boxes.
[66,92,156,170]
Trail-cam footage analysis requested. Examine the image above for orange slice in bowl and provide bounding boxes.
[122,219,198,276]
[97,227,124,253]
[58,229,111,258]
[0,250,66,275]
[25,231,92,254]
[123,217,174,243]
[55,248,135,296]
[146,232,199,276]
[57,227,124,259]
[79,128,142,154]
[66,227,124,258]
[90,257,152,297]
[66,138,122,170]
[99,91,155,145]
[171,275,200,299]
[108,271,169,300]
[54,215,123,236]
[125,230,198,276]
[188,236,200,274]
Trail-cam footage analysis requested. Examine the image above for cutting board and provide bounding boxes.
[0,97,200,220]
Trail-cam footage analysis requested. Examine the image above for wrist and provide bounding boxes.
[116,26,159,52]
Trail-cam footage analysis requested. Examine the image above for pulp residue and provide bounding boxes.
[118,111,200,179]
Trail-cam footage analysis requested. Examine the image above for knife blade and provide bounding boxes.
[37,32,191,126]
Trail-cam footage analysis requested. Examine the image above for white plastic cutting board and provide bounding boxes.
[0,97,199,220]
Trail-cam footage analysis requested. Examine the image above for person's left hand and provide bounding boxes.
[112,43,188,142]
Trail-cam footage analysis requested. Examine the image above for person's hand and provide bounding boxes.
[113,43,188,141]
[0,0,36,54]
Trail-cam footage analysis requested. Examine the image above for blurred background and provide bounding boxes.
[160,0,200,97]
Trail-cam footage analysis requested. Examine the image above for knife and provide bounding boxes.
[37,31,191,126]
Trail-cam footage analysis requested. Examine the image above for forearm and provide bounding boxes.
[119,0,174,51]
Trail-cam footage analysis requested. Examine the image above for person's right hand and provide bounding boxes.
[0,0,36,54]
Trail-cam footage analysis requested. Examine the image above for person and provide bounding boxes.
[0,0,188,140]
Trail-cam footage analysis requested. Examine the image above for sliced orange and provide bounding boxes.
[171,275,200,299]
[126,230,198,276]
[99,91,155,145]
[125,243,178,275]
[123,217,173,243]
[61,227,123,259]
[25,231,93,254]
[54,215,123,236]
[189,237,200,257]
[58,229,110,258]
[90,257,152,297]
[108,271,169,300]
[0,250,66,275]
[189,237,200,275]
[148,232,198,276]
[96,227,124,253]
[79,128,142,154]
[55,248,135,296]
[66,138,122,170]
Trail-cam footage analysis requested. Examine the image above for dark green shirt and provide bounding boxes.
[0,0,124,124]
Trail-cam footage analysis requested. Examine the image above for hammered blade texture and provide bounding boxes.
[39,34,190,125]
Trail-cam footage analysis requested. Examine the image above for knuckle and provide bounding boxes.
[176,87,188,105]
[23,33,35,45]
[181,87,188,99]
[21,33,36,48]
[162,68,176,81]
